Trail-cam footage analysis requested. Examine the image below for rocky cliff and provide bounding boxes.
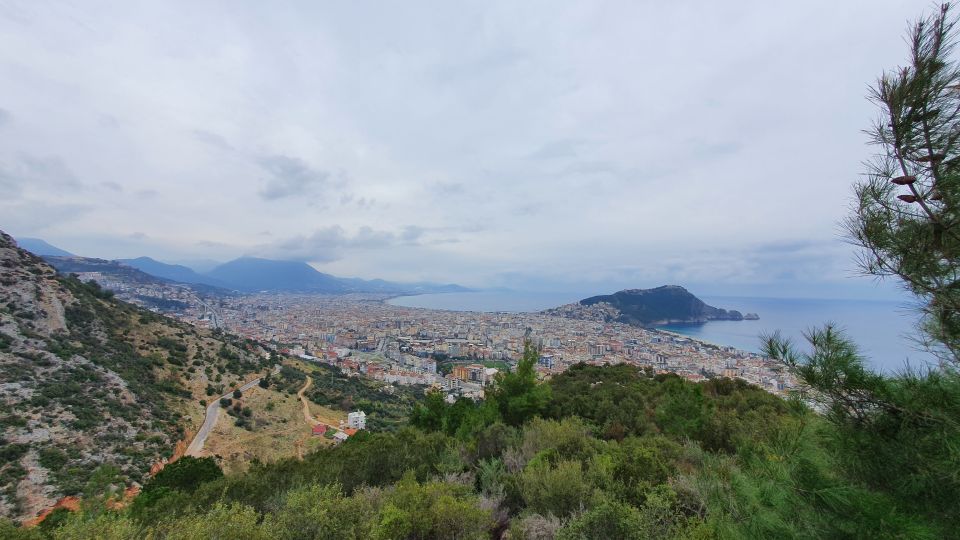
[0,231,271,521]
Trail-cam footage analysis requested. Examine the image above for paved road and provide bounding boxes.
[185,366,279,456]
[173,284,226,330]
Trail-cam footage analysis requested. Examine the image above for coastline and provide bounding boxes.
[652,326,748,354]
[384,291,764,359]
[384,291,930,371]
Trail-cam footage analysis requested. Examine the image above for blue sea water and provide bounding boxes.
[388,292,938,373]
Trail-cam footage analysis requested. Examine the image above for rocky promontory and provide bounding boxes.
[543,285,754,327]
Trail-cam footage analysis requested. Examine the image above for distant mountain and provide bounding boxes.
[337,276,471,295]
[408,282,472,294]
[15,237,73,257]
[43,256,174,286]
[41,256,234,300]
[17,237,468,294]
[205,257,349,293]
[544,285,752,327]
[203,256,470,294]
[118,256,228,288]
[171,258,222,273]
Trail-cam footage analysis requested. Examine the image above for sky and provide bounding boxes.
[0,1,939,298]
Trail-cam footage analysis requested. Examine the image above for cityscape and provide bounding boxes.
[72,269,796,400]
[3,1,953,536]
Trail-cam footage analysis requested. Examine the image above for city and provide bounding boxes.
[68,269,796,400]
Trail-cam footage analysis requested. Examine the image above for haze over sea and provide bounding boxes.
[388,291,937,373]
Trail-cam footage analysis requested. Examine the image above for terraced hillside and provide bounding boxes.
[0,231,274,521]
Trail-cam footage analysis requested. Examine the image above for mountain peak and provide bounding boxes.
[14,237,74,257]
[206,257,344,292]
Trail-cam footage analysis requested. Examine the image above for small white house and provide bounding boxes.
[347,410,366,430]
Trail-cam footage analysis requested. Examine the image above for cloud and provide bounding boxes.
[529,140,579,160]
[0,1,935,297]
[98,114,120,128]
[0,154,81,191]
[191,129,233,151]
[0,201,92,231]
[0,173,22,198]
[259,225,424,262]
[428,181,466,197]
[400,226,425,243]
[196,239,232,249]
[338,193,376,209]
[258,155,342,201]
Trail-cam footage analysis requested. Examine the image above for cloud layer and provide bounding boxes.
[0,1,933,298]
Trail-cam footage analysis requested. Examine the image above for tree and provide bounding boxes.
[233,389,243,399]
[488,340,552,426]
[142,456,223,495]
[847,3,960,360]
[410,389,447,432]
[765,6,960,533]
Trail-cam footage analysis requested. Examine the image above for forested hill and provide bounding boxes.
[0,231,273,521]
[545,285,749,327]
[4,355,950,538]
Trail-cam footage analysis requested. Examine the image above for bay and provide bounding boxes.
[663,296,935,373]
[388,291,938,373]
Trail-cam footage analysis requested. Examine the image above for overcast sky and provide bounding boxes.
[0,1,939,298]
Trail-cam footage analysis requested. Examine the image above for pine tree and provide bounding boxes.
[765,6,960,531]
[847,3,960,360]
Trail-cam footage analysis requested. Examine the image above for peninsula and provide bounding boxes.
[544,285,758,327]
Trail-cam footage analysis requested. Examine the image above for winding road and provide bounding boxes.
[185,365,279,457]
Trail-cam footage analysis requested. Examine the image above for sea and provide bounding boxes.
[387,291,939,373]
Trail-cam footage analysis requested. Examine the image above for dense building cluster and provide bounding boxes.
[68,272,796,398]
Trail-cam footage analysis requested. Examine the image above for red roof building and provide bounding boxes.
[312,424,328,436]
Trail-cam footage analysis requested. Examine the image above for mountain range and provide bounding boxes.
[16,237,469,295]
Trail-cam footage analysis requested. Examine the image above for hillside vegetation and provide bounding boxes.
[5,343,954,539]
[0,232,274,521]
[269,362,426,432]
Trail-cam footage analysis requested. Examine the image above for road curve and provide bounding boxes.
[185,366,279,457]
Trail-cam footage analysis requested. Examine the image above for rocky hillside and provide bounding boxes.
[545,285,754,326]
[0,231,273,521]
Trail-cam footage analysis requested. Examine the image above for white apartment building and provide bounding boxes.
[347,410,366,430]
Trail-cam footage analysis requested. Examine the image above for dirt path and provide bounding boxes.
[298,376,320,426]
[298,376,344,431]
